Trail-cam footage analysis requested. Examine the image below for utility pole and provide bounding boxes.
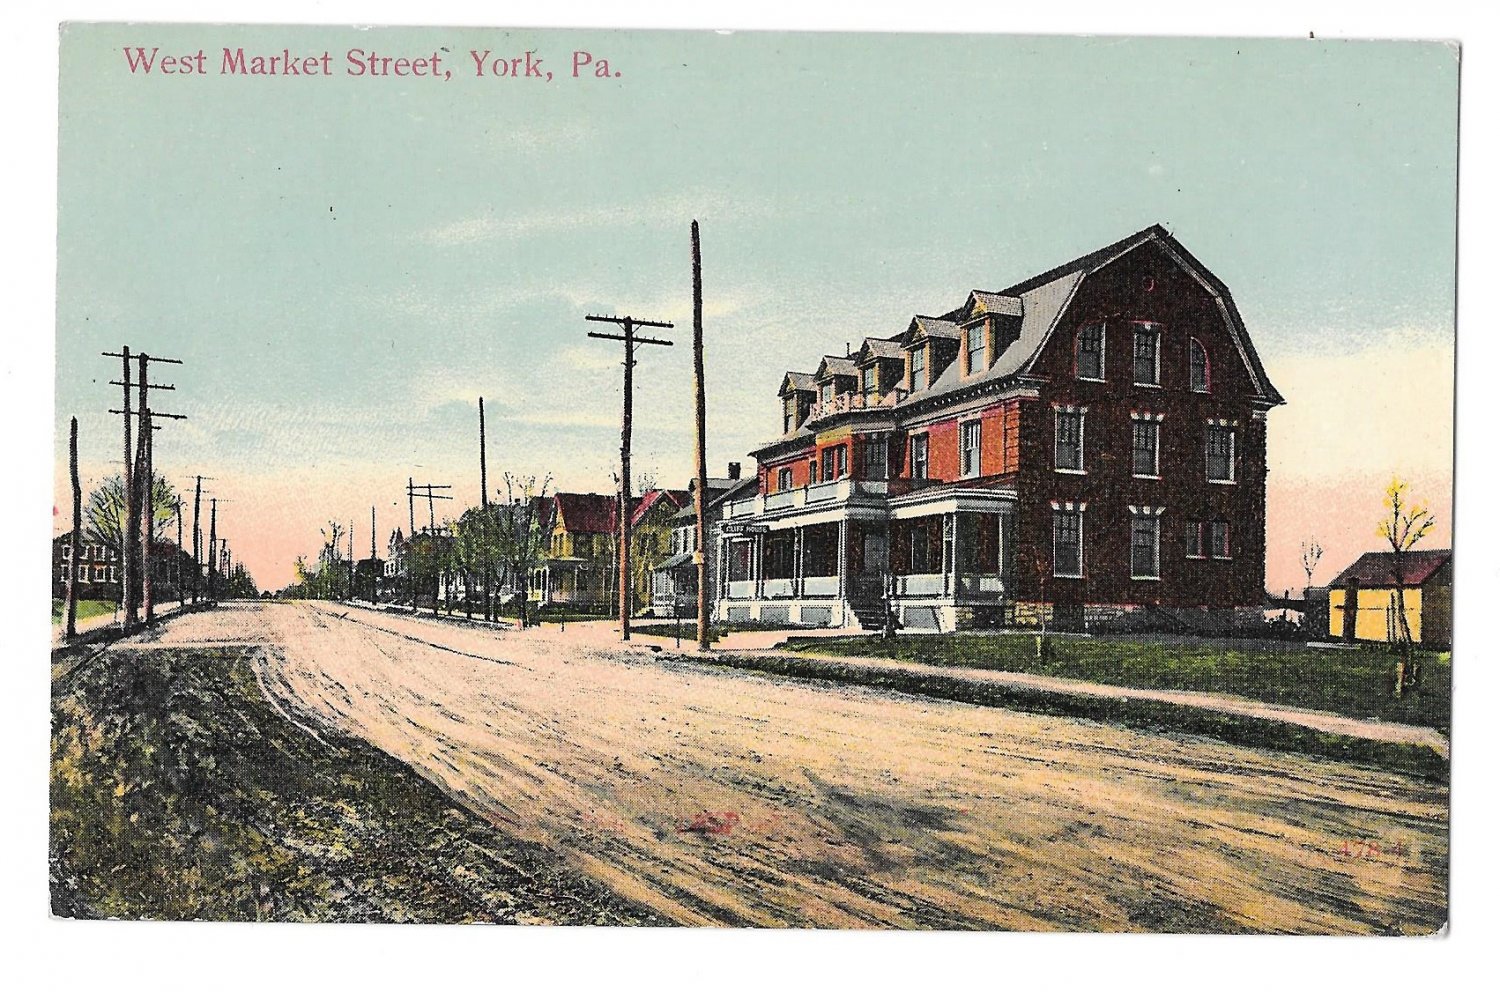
[208,498,219,604]
[65,417,81,640]
[104,348,182,628]
[691,220,711,651]
[175,496,185,607]
[190,476,210,604]
[479,397,489,506]
[585,313,673,641]
[405,480,452,610]
[371,505,377,603]
[479,397,493,621]
[348,518,355,601]
[114,347,133,629]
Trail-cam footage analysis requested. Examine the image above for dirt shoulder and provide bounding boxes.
[49,626,665,925]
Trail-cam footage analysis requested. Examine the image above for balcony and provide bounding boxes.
[806,389,907,424]
[724,478,891,521]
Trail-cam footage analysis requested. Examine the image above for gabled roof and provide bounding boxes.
[814,355,858,380]
[902,315,963,346]
[630,488,691,526]
[553,492,618,534]
[671,477,756,521]
[1330,550,1451,589]
[965,291,1024,318]
[779,371,817,395]
[854,337,905,365]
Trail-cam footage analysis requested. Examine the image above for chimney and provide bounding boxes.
[727,461,742,480]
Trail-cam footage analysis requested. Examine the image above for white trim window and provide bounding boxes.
[1210,520,1232,560]
[1190,338,1211,393]
[1128,507,1164,580]
[1052,506,1084,578]
[909,345,926,390]
[777,466,793,491]
[910,433,930,480]
[965,322,988,375]
[1075,322,1105,380]
[860,364,878,399]
[1132,418,1161,478]
[783,396,798,434]
[1185,520,1205,559]
[1132,322,1162,386]
[1054,408,1085,473]
[960,420,982,478]
[1206,424,1236,483]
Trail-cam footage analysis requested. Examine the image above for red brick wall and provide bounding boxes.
[1008,241,1268,608]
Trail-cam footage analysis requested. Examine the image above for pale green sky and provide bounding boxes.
[55,25,1458,588]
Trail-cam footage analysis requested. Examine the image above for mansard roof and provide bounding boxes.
[753,223,1284,455]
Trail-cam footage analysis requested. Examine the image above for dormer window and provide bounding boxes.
[1190,338,1210,393]
[820,382,834,405]
[965,322,988,375]
[909,345,926,389]
[1076,323,1105,380]
[860,365,878,398]
[783,396,798,434]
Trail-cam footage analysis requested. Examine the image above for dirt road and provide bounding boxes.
[152,602,1448,932]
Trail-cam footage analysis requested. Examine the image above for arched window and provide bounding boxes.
[1190,338,1210,393]
[1075,323,1105,380]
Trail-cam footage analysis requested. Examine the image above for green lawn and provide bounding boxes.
[791,633,1451,733]
[630,619,823,643]
[51,599,116,625]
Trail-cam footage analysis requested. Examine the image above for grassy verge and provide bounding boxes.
[694,652,1449,783]
[630,620,813,643]
[50,644,662,924]
[51,599,116,625]
[789,633,1451,733]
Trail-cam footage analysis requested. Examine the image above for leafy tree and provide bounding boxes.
[1378,478,1435,696]
[84,474,179,562]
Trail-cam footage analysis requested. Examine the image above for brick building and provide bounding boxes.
[716,224,1284,631]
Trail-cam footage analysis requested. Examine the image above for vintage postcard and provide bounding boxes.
[49,23,1456,935]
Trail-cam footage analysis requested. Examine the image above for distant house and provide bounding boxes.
[1327,549,1452,646]
[535,492,620,612]
[629,487,691,613]
[53,532,197,604]
[52,533,121,602]
[651,467,754,618]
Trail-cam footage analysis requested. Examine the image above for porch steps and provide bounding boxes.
[848,601,887,632]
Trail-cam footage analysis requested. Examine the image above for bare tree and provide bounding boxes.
[1299,538,1324,592]
[498,473,554,628]
[1378,478,1435,696]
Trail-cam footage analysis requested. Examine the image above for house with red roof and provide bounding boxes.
[1327,549,1452,646]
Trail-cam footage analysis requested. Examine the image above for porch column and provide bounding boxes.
[837,519,849,600]
[793,527,804,597]
[948,511,963,598]
[754,533,765,599]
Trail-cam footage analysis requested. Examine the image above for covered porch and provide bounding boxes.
[716,489,1016,630]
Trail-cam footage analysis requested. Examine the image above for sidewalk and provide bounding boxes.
[538,621,1450,758]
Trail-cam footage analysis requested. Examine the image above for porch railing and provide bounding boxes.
[803,575,839,597]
